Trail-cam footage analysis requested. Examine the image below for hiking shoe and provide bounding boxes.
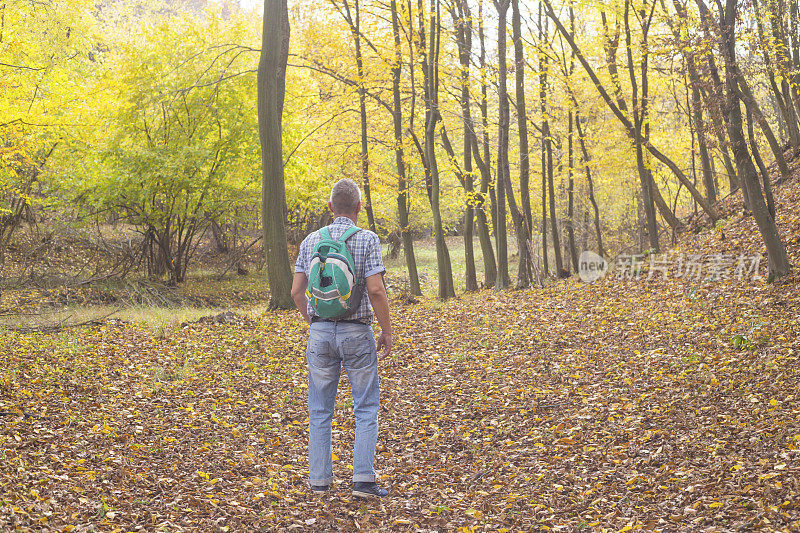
[352,482,388,498]
[310,484,330,496]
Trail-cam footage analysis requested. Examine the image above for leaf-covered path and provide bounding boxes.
[3,184,800,531]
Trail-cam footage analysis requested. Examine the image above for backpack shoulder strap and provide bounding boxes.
[319,226,333,241]
[339,226,361,242]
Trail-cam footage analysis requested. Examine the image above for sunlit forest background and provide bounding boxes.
[2,0,798,294]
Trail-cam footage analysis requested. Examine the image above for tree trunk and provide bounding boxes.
[451,0,478,292]
[667,0,716,203]
[353,0,377,233]
[421,0,455,299]
[505,0,532,288]
[539,3,549,277]
[475,0,498,288]
[494,0,512,290]
[512,0,532,236]
[258,0,294,309]
[390,0,422,296]
[548,133,564,276]
[567,110,578,272]
[574,112,604,257]
[609,4,683,233]
[565,5,578,272]
[624,0,659,252]
[766,0,800,152]
[700,86,739,192]
[746,105,776,219]
[693,0,740,194]
[687,62,716,202]
[718,0,790,280]
[736,75,792,180]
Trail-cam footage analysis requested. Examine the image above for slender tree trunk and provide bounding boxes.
[692,76,716,205]
[502,166,532,287]
[699,86,739,192]
[548,134,564,276]
[693,0,740,193]
[390,0,422,296]
[538,3,549,277]
[258,0,293,309]
[574,112,604,257]
[353,0,377,232]
[474,0,497,288]
[789,0,800,134]
[541,135,549,277]
[746,105,776,219]
[500,0,532,288]
[421,0,455,299]
[451,0,478,292]
[767,0,800,151]
[624,0,659,252]
[601,5,682,233]
[736,75,792,180]
[565,4,578,272]
[567,110,578,272]
[686,58,716,202]
[494,0,512,289]
[512,0,532,236]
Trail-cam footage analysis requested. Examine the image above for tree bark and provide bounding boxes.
[624,0,659,252]
[504,0,532,287]
[258,0,294,309]
[494,0,512,289]
[473,0,498,288]
[351,0,377,232]
[565,4,578,272]
[538,3,549,277]
[512,0,532,236]
[746,105,776,219]
[420,0,455,299]
[390,0,422,296]
[605,5,682,232]
[735,74,792,180]
[574,112,604,257]
[766,0,800,150]
[548,133,564,276]
[693,0,741,193]
[567,111,578,272]
[449,0,478,292]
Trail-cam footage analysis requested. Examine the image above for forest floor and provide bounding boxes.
[2,175,800,531]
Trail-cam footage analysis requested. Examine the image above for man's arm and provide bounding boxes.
[366,273,392,358]
[291,272,311,324]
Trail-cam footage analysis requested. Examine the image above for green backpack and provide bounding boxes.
[306,226,363,319]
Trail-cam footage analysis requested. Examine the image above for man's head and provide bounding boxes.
[329,178,362,221]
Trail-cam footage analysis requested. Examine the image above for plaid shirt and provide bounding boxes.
[295,217,385,322]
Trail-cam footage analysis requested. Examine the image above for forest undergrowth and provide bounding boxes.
[1,177,800,531]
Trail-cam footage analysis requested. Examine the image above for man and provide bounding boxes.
[291,179,392,498]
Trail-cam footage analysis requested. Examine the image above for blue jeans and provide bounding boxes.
[306,321,379,485]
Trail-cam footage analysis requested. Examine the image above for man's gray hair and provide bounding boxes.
[330,178,362,214]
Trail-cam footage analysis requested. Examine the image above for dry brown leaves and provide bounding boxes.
[2,181,800,531]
